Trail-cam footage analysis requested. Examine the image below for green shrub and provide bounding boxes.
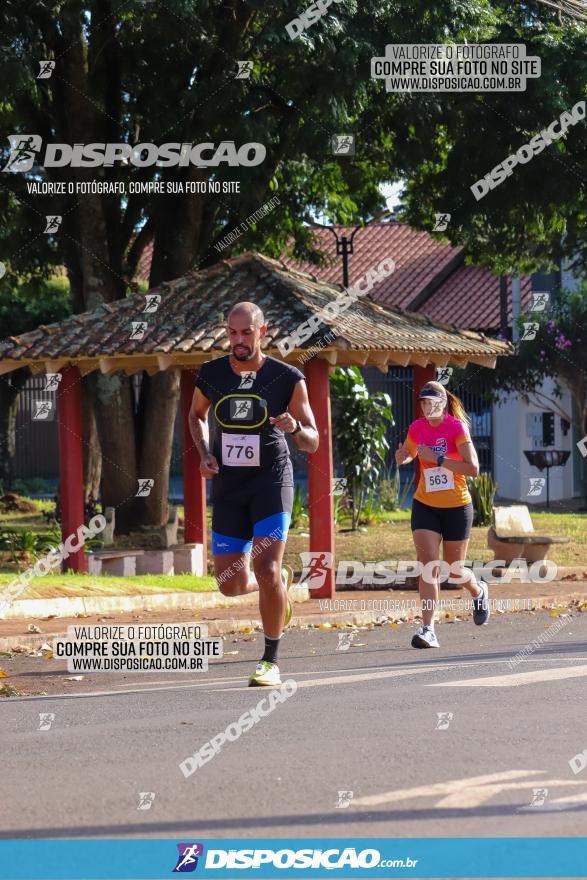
[330,367,394,530]
[467,473,497,527]
[11,478,53,497]
[290,484,308,529]
[378,467,415,512]
[358,490,384,525]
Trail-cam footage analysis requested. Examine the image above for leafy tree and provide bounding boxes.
[390,6,587,274]
[1,0,461,529]
[1,0,586,531]
[330,366,393,529]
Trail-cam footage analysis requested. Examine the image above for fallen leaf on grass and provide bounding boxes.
[562,573,578,581]
[0,670,8,678]
[65,675,84,681]
[318,623,332,630]
[224,651,239,655]
[239,626,254,633]
[27,624,42,633]
[389,623,400,629]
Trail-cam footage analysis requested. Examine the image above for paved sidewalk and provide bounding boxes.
[1,579,585,651]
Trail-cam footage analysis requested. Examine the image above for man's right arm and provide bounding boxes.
[189,387,219,478]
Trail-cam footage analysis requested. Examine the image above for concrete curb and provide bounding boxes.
[0,585,310,622]
[1,590,584,653]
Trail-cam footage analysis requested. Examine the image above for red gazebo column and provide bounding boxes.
[57,365,87,572]
[180,369,207,572]
[412,363,437,484]
[304,358,335,599]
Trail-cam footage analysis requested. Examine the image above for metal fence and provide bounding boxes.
[14,376,59,481]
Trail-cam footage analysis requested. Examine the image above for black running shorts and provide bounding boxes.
[411,498,474,541]
[211,461,294,554]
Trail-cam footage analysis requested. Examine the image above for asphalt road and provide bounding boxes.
[1,609,587,841]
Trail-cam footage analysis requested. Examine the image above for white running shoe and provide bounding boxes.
[411,626,440,649]
[472,580,490,625]
[248,660,282,687]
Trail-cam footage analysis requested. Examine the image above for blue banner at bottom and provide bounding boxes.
[0,838,586,879]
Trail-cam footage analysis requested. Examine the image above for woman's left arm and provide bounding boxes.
[441,441,479,478]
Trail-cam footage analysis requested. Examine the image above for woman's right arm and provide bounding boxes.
[395,439,415,466]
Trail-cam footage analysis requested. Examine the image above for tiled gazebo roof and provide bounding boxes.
[0,252,512,376]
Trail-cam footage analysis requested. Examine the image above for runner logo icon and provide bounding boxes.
[230,399,253,420]
[173,843,204,872]
[299,551,333,589]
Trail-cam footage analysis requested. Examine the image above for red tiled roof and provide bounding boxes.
[0,252,511,375]
[281,223,462,310]
[135,222,531,332]
[421,266,533,330]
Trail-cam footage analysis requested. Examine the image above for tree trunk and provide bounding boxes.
[56,8,139,531]
[82,376,102,503]
[0,384,21,491]
[133,170,205,527]
[88,372,138,533]
[136,370,181,526]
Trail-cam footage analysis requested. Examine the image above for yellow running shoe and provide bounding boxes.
[282,564,294,627]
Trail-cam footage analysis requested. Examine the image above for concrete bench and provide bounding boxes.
[86,544,204,578]
[136,550,174,576]
[88,549,144,577]
[169,543,205,576]
[160,506,179,548]
[487,505,568,566]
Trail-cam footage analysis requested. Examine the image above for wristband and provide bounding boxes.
[291,420,302,435]
[437,453,445,466]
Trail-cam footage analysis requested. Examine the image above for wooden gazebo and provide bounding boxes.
[0,252,512,597]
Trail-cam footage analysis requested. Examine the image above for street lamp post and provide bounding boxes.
[312,211,391,288]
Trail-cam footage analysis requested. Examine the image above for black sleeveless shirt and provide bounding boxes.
[194,356,304,476]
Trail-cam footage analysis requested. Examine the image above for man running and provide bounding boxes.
[189,302,319,686]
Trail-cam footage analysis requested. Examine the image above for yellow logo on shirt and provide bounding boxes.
[214,394,268,429]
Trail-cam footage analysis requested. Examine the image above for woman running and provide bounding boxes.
[395,381,489,648]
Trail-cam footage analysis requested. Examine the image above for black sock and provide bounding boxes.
[261,635,282,664]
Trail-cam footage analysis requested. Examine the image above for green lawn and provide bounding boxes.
[0,572,218,598]
[284,510,587,574]
[0,498,585,598]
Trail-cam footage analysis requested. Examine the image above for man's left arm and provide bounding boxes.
[269,379,319,453]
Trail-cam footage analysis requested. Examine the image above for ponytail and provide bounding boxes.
[445,388,471,429]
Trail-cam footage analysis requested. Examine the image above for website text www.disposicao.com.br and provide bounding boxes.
[202,847,418,870]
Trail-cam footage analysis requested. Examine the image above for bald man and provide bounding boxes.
[189,302,319,686]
